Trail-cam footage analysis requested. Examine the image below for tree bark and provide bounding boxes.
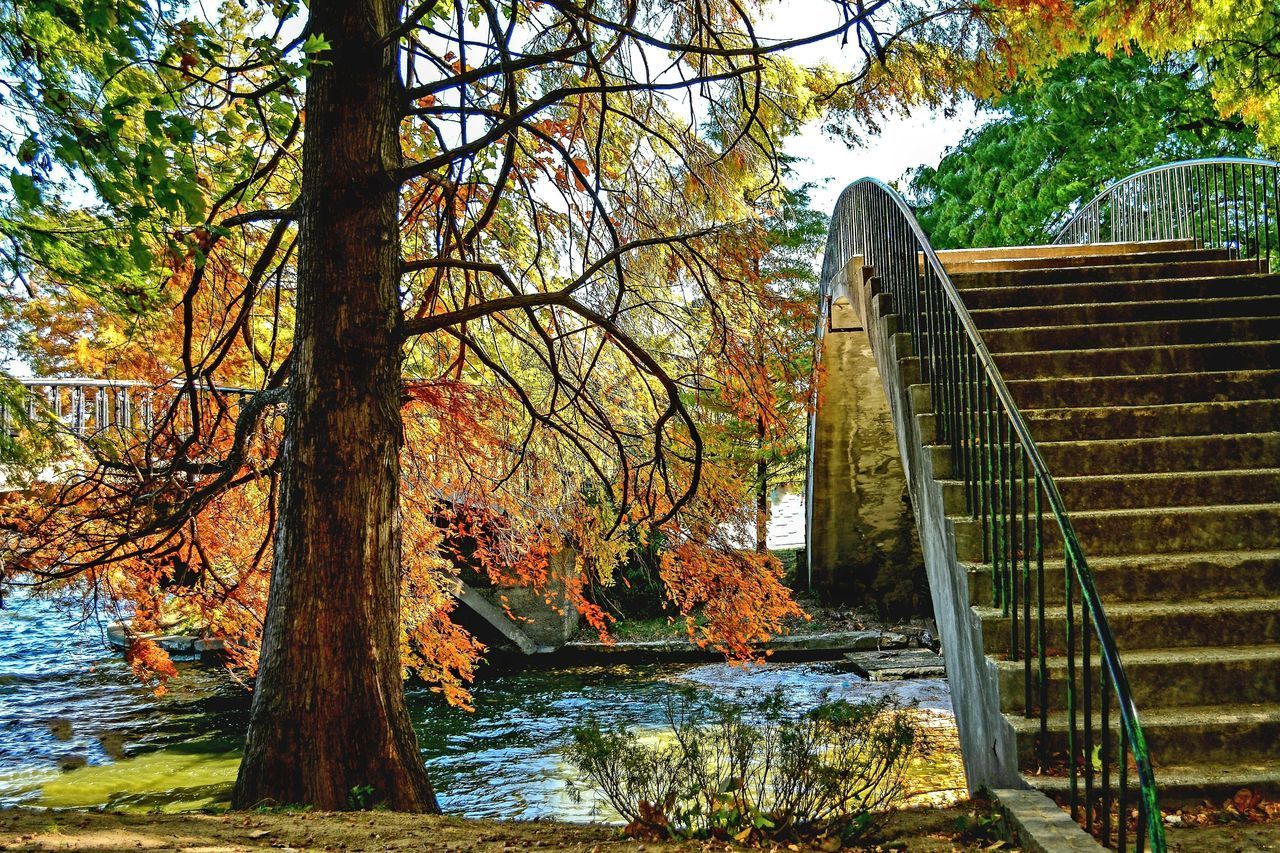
[756,416,769,554]
[232,0,439,812]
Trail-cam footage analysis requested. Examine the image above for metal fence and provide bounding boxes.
[1056,157,1280,271]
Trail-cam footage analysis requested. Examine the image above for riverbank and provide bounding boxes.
[0,804,1012,851]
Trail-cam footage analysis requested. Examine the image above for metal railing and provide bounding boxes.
[812,178,1164,851]
[2,377,253,443]
[1055,157,1280,270]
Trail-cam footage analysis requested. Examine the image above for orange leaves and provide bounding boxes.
[125,637,179,696]
[658,543,803,660]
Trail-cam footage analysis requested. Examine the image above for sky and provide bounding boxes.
[756,0,989,215]
[784,102,986,217]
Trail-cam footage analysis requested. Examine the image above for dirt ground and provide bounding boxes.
[0,806,1010,853]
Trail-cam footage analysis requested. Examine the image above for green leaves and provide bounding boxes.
[9,171,40,207]
[910,50,1265,249]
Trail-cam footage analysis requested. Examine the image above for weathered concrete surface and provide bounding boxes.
[454,581,547,654]
[464,545,581,651]
[841,259,1022,794]
[993,788,1105,853]
[845,648,945,681]
[810,294,928,616]
[489,546,580,648]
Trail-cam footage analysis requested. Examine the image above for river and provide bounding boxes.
[0,590,962,820]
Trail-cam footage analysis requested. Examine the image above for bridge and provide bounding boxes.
[809,157,1280,851]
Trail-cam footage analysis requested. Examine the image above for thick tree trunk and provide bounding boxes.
[232,0,438,812]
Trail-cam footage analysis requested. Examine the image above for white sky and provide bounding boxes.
[784,102,985,216]
[757,0,989,215]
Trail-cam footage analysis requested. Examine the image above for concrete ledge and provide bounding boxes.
[993,788,1104,853]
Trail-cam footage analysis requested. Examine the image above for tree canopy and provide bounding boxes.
[910,50,1267,249]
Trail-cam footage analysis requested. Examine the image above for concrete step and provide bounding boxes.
[980,597,1280,654]
[944,247,1231,276]
[977,315,1280,353]
[967,549,1280,608]
[995,368,1280,410]
[909,370,1280,422]
[997,645,1280,713]
[971,294,1280,330]
[933,239,1196,267]
[922,399,1280,444]
[1008,702,1280,768]
[944,469,1280,513]
[1029,763,1280,810]
[953,503,1280,560]
[930,432,1280,478]
[959,270,1272,310]
[950,258,1259,289]
[991,341,1280,381]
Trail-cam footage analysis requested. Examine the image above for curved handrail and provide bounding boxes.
[810,178,1164,851]
[1055,157,1280,270]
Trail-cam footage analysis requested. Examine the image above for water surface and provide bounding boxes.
[0,592,959,820]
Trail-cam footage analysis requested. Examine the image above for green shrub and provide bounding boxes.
[566,688,925,846]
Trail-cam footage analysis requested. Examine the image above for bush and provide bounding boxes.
[566,689,926,846]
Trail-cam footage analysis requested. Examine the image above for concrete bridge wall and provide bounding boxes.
[809,284,928,616]
[825,259,1022,794]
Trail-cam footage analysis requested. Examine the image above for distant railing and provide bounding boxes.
[2,377,252,443]
[1055,157,1280,270]
[814,178,1165,852]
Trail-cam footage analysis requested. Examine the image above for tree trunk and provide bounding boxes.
[232,0,438,812]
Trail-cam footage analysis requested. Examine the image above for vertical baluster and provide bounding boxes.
[981,377,995,602]
[1228,163,1237,256]
[1203,163,1212,248]
[96,386,108,432]
[1271,165,1279,270]
[1266,164,1275,268]
[1252,164,1261,263]
[1036,481,1048,769]
[1213,161,1223,251]
[1067,552,1079,820]
[950,293,963,469]
[1084,605,1094,833]
[1179,167,1190,240]
[924,260,939,403]
[1102,664,1113,846]
[968,345,981,519]
[993,400,1007,612]
[71,386,84,435]
[949,305,965,494]
[1008,423,1019,660]
[1193,165,1202,247]
[1022,448,1032,714]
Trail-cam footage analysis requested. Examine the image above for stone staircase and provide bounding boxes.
[923,238,1280,806]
